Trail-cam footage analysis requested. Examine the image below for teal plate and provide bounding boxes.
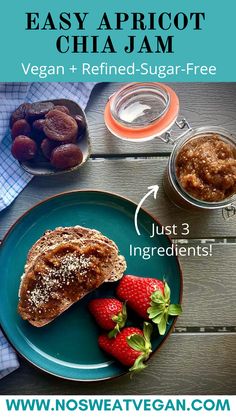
[0,190,183,381]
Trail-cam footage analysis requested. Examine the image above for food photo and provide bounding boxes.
[0,82,235,395]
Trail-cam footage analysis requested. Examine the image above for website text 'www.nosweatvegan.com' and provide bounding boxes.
[3,397,231,413]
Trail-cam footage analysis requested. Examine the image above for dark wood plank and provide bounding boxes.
[1,159,235,239]
[178,244,236,327]
[86,83,236,155]
[0,334,235,395]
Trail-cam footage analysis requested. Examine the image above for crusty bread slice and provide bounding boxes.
[27,226,118,264]
[18,238,119,327]
[26,226,125,282]
[110,255,127,282]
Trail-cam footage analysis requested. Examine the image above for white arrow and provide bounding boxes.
[134,185,159,236]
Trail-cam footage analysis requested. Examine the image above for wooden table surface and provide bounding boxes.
[0,83,236,395]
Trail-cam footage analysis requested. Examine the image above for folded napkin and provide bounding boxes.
[0,82,96,211]
[0,82,96,379]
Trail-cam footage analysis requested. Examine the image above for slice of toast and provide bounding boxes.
[18,238,120,327]
[26,226,125,282]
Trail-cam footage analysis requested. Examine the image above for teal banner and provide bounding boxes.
[0,0,235,81]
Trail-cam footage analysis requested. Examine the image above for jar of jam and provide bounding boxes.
[105,83,236,215]
[164,127,236,214]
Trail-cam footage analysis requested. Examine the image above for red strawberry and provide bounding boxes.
[116,275,182,336]
[98,322,152,372]
[88,298,127,338]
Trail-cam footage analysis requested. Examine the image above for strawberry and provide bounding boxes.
[88,298,127,338]
[116,275,182,336]
[98,322,152,373]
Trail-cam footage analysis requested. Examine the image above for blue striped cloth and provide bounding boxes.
[0,82,96,378]
[0,330,19,379]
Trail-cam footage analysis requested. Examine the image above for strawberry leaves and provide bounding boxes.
[147,281,182,335]
[168,304,182,316]
[127,322,153,373]
[108,303,127,338]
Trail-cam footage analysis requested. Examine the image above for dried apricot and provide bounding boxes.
[10,103,30,128]
[74,115,86,135]
[50,144,83,169]
[32,119,45,132]
[53,105,70,115]
[11,136,37,161]
[11,119,31,139]
[41,138,58,160]
[44,109,78,143]
[27,102,54,121]
[32,119,46,141]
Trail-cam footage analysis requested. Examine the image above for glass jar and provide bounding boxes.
[163,127,236,213]
[104,82,179,142]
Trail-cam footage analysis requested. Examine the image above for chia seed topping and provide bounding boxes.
[27,252,92,309]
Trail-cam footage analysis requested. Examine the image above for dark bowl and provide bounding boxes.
[20,99,91,176]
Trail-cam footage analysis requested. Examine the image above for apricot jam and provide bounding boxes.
[176,135,236,202]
